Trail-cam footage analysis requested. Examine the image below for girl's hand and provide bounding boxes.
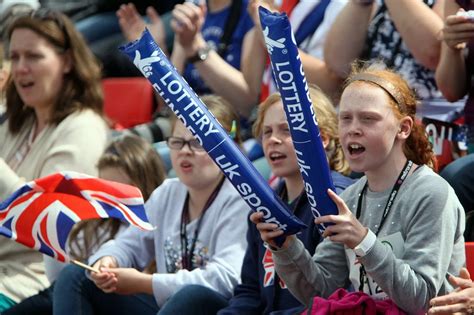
[442,9,474,50]
[249,211,295,249]
[90,256,119,293]
[315,189,368,249]
[100,267,153,295]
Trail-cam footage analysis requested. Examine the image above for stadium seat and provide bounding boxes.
[466,242,474,278]
[102,77,154,129]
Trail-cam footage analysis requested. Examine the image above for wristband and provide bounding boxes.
[353,0,375,6]
[353,229,376,257]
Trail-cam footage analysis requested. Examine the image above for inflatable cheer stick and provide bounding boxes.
[259,7,337,233]
[119,29,306,239]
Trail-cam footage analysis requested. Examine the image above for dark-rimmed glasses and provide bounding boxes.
[166,137,204,151]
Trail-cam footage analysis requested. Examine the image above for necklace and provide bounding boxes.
[356,160,413,235]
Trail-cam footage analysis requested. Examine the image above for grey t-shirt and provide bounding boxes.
[272,165,465,314]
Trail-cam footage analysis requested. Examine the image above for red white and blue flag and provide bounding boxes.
[0,172,153,262]
[262,247,287,288]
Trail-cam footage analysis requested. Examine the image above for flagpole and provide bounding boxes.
[72,260,100,273]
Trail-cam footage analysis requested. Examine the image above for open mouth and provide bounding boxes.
[348,143,365,156]
[18,81,34,89]
[180,161,193,171]
[269,152,286,162]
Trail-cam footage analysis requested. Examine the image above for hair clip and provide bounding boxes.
[229,120,237,139]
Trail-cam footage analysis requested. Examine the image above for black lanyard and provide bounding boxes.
[180,176,225,271]
[356,159,413,235]
[356,159,413,293]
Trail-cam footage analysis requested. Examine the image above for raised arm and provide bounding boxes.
[384,0,444,70]
[191,32,257,118]
[243,0,343,104]
[435,0,473,102]
[171,2,257,119]
[241,27,266,105]
[324,1,375,78]
[117,3,169,55]
[299,51,343,100]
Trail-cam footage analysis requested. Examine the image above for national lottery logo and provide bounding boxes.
[133,50,161,78]
[262,27,286,55]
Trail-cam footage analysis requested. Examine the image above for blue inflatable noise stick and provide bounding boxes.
[119,29,307,242]
[259,7,338,233]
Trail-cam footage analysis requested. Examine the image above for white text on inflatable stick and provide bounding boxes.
[274,61,308,133]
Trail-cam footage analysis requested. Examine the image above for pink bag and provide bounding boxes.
[301,288,407,315]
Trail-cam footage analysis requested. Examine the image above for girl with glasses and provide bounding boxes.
[53,95,250,315]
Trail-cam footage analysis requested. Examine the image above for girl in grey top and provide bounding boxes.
[251,64,465,314]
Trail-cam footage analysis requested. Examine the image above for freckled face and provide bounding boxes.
[338,83,401,174]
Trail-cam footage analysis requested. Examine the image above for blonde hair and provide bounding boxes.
[253,85,351,176]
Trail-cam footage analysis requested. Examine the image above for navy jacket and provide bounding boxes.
[219,172,355,315]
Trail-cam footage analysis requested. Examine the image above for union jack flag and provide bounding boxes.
[0,172,153,262]
[262,247,286,288]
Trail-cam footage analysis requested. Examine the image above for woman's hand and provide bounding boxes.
[441,9,474,50]
[315,189,367,249]
[116,4,168,54]
[171,2,206,51]
[428,268,474,314]
[249,211,295,250]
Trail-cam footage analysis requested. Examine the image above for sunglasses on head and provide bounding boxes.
[29,9,70,50]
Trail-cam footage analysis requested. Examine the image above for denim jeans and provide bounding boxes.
[53,265,159,315]
[3,285,53,315]
[159,285,228,315]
